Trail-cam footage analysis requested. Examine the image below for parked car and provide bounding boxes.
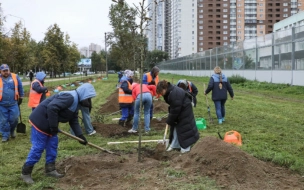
[73,72,83,75]
[108,70,115,74]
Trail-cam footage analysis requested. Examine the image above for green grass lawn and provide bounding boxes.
[1,73,304,189]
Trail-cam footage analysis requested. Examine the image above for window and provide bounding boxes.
[223,25,228,29]
[237,31,241,34]
[238,20,241,23]
[283,14,288,17]
[192,42,194,45]
[260,31,263,34]
[192,31,194,34]
[238,14,241,18]
[238,4,241,6]
[223,20,228,23]
[199,9,203,13]
[223,36,228,40]
[192,14,194,18]
[283,3,288,6]
[199,42,203,46]
[223,4,228,7]
[238,36,242,40]
[223,15,227,18]
[283,8,288,12]
[199,48,203,51]
[192,9,194,12]
[238,9,241,12]
[199,37,203,40]
[238,25,241,28]
[199,20,203,24]
[260,3,263,6]
[199,14,203,18]
[223,9,228,12]
[192,36,194,39]
[223,31,228,34]
[260,25,263,29]
[260,9,263,12]
[260,14,263,17]
[223,42,228,45]
[199,31,203,35]
[199,26,203,29]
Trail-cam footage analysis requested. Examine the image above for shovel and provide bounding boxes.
[158,124,169,150]
[16,105,26,133]
[59,129,120,155]
[157,113,168,122]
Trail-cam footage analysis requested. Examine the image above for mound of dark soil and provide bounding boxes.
[56,137,304,190]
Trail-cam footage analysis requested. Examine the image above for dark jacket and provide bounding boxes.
[205,73,234,101]
[32,72,47,103]
[29,83,96,136]
[164,83,199,148]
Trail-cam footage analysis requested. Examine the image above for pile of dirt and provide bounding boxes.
[56,137,304,190]
[99,91,120,114]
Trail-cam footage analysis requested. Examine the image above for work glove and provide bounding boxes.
[77,134,88,145]
[50,128,58,136]
[18,98,23,105]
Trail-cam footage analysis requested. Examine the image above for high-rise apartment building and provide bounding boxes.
[147,0,304,58]
[89,43,101,54]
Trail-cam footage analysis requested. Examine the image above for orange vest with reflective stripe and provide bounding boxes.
[0,73,19,101]
[28,79,43,108]
[146,72,159,86]
[187,81,193,93]
[118,81,133,103]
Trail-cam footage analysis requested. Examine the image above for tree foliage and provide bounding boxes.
[145,50,169,68]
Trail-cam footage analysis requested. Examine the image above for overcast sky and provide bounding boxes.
[1,0,141,49]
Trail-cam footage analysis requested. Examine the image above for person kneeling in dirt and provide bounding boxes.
[156,80,199,153]
[118,70,134,127]
[21,83,96,184]
[128,82,157,133]
[176,79,198,107]
[28,72,48,111]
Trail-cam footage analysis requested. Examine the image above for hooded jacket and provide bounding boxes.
[164,83,199,148]
[205,73,234,101]
[31,72,48,104]
[29,83,96,136]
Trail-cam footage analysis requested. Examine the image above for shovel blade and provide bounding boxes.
[16,123,26,133]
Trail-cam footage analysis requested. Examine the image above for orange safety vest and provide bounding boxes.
[187,81,193,93]
[28,79,44,108]
[146,72,159,86]
[118,81,133,103]
[0,73,19,101]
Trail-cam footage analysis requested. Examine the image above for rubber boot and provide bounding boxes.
[118,120,126,127]
[126,116,133,125]
[21,164,35,184]
[218,119,223,124]
[45,162,64,178]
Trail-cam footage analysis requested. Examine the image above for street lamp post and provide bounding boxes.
[105,32,108,78]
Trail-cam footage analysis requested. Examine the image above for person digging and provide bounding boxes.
[21,83,96,184]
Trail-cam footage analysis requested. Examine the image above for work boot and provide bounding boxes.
[11,131,16,138]
[118,120,126,127]
[21,164,35,184]
[126,116,133,125]
[45,162,64,178]
[2,137,9,143]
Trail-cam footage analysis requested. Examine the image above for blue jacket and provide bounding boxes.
[0,73,24,106]
[32,72,47,103]
[205,73,234,101]
[29,83,96,136]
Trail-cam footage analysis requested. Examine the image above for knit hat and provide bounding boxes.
[124,70,134,77]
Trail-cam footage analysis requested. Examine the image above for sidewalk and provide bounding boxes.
[22,75,96,86]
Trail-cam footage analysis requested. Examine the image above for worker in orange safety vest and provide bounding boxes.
[28,72,48,111]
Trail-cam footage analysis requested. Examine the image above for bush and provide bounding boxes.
[228,74,247,84]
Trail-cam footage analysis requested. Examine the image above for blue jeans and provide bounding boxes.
[169,127,190,151]
[0,104,19,139]
[213,100,226,119]
[132,92,152,132]
[25,126,58,166]
[80,106,94,134]
[120,105,134,120]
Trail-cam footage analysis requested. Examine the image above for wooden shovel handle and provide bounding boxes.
[163,124,168,141]
[59,129,118,155]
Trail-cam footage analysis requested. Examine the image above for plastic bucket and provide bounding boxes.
[223,130,242,146]
[195,118,206,130]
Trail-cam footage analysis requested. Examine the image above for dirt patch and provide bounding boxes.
[93,123,130,138]
[56,136,304,190]
[99,90,120,114]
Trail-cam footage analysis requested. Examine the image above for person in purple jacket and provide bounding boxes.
[21,83,96,184]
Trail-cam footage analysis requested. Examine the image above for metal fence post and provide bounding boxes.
[291,27,295,86]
